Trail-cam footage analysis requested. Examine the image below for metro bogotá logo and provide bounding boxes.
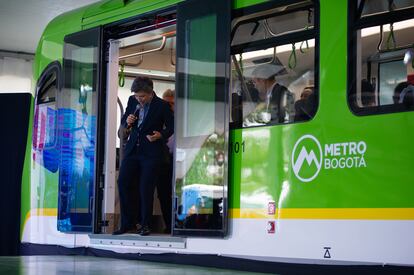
[291,134,368,182]
[291,135,323,182]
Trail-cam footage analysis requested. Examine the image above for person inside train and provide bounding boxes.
[243,63,295,126]
[114,76,174,236]
[361,79,376,107]
[393,81,408,104]
[397,82,414,108]
[392,80,414,109]
[294,86,316,122]
[156,88,175,234]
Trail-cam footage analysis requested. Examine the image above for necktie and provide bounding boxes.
[137,106,145,128]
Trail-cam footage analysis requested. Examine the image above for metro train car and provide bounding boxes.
[20,0,414,271]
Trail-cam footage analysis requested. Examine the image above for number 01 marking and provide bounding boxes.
[230,141,245,154]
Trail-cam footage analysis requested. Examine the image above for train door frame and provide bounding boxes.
[98,0,232,237]
[98,7,178,234]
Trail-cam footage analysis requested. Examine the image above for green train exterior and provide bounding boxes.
[21,0,414,266]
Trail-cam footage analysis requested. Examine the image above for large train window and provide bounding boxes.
[348,0,414,115]
[230,0,319,128]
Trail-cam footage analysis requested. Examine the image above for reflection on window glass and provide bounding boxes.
[361,0,414,17]
[175,6,227,234]
[37,72,57,104]
[33,68,59,174]
[350,11,414,112]
[184,15,216,137]
[231,1,317,127]
[231,2,314,47]
[58,29,99,232]
[379,60,407,105]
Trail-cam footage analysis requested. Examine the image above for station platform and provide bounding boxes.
[0,255,266,275]
[8,243,414,274]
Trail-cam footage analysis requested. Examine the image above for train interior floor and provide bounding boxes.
[0,255,268,275]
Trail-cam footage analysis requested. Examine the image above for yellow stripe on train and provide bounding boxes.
[229,208,414,220]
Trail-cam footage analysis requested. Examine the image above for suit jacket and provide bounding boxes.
[121,93,174,159]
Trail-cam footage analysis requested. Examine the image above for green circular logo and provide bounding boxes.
[291,135,323,182]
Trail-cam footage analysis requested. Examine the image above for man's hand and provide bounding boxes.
[146,131,162,142]
[126,114,137,127]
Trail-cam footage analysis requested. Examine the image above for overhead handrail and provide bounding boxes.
[118,30,175,61]
[119,36,167,61]
[264,19,277,37]
[238,47,277,70]
[121,54,143,67]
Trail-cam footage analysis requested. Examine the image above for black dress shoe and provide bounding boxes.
[137,226,150,236]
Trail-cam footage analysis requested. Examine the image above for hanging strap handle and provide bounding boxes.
[386,23,396,50]
[386,0,396,50]
[377,25,384,52]
[118,63,125,87]
[300,37,309,54]
[238,53,244,73]
[288,43,297,69]
[300,9,312,53]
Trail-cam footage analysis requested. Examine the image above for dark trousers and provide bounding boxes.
[157,154,173,231]
[118,148,160,229]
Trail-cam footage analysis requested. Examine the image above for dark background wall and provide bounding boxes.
[0,93,31,256]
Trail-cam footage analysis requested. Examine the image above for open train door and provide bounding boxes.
[173,0,231,237]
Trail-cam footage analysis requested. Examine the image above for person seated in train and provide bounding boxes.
[114,76,174,236]
[393,81,408,104]
[294,86,316,122]
[398,83,414,108]
[243,63,294,126]
[242,80,260,103]
[360,79,376,107]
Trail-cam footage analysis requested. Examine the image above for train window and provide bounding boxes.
[32,62,61,173]
[349,0,414,115]
[230,0,319,128]
[36,68,58,104]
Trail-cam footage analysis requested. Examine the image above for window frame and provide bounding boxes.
[347,1,414,116]
[33,61,61,156]
[230,0,320,129]
[35,61,62,105]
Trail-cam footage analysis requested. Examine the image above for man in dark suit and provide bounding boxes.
[114,76,174,236]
